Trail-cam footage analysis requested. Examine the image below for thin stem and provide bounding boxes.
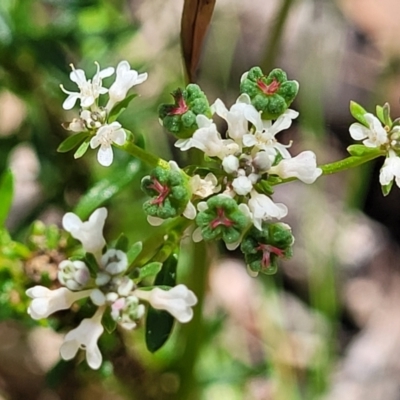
[115,141,170,169]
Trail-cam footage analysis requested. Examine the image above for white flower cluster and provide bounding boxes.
[175,93,322,233]
[349,112,400,189]
[60,61,148,166]
[26,208,197,370]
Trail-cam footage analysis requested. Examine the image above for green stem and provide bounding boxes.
[116,141,170,169]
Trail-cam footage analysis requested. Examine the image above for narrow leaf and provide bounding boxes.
[181,0,216,82]
[347,144,382,157]
[73,160,141,219]
[137,261,162,282]
[381,180,393,197]
[127,241,143,265]
[108,94,137,123]
[350,101,368,126]
[0,169,13,226]
[57,132,89,153]
[74,139,90,159]
[102,308,118,333]
[145,254,178,352]
[114,233,129,252]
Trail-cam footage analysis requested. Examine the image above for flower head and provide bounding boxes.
[349,113,389,148]
[106,60,148,111]
[60,62,114,110]
[379,150,400,188]
[59,307,105,370]
[135,284,197,323]
[58,260,90,291]
[62,207,107,254]
[90,122,126,167]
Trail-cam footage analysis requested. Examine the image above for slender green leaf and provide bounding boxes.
[0,169,13,226]
[350,101,368,126]
[108,94,137,123]
[73,160,141,219]
[137,261,162,282]
[347,145,382,157]
[382,180,393,197]
[74,139,90,159]
[114,233,129,252]
[127,241,143,265]
[57,132,89,153]
[102,308,118,333]
[145,254,178,352]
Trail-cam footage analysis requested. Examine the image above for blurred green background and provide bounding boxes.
[1,0,400,399]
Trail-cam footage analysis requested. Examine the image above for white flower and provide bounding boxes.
[222,155,240,174]
[349,113,389,148]
[26,286,92,319]
[101,249,128,275]
[58,260,90,291]
[248,190,288,230]
[190,173,220,198]
[110,295,145,330]
[232,175,253,195]
[59,307,105,370]
[379,150,400,187]
[106,60,148,111]
[175,115,239,159]
[90,122,126,167]
[62,207,107,254]
[253,151,273,172]
[242,108,298,157]
[269,150,322,184]
[213,94,253,144]
[135,285,197,323]
[60,62,114,110]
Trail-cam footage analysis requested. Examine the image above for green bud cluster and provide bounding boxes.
[141,167,190,219]
[240,223,294,275]
[196,195,249,244]
[240,67,299,119]
[158,84,211,139]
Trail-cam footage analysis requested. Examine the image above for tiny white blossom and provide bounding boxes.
[232,175,253,195]
[59,307,105,370]
[101,249,128,275]
[90,122,126,167]
[242,108,298,157]
[175,115,239,159]
[222,155,240,174]
[349,113,389,148]
[379,150,400,187]
[60,62,114,110]
[106,60,148,111]
[248,190,288,230]
[62,207,107,254]
[213,94,253,144]
[110,296,145,330]
[58,260,90,291]
[269,150,322,184]
[26,286,92,319]
[253,151,273,172]
[135,284,197,323]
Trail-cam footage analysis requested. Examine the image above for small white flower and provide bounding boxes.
[58,260,90,291]
[379,150,400,187]
[90,122,126,167]
[62,208,107,254]
[269,150,322,184]
[26,286,92,319]
[232,175,253,195]
[190,173,220,198]
[248,190,288,230]
[175,115,239,159]
[253,151,273,173]
[242,108,298,157]
[106,60,148,111]
[213,94,253,144]
[222,155,240,174]
[349,113,389,148]
[110,296,145,330]
[101,249,128,275]
[60,62,114,110]
[135,284,197,323]
[59,307,105,370]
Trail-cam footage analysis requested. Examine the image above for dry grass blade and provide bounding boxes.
[181,0,216,83]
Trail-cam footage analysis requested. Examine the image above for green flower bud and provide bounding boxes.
[240,67,299,119]
[240,222,294,275]
[158,84,211,139]
[195,195,249,244]
[142,167,190,219]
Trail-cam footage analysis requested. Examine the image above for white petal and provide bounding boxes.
[349,123,369,141]
[62,93,80,110]
[97,146,114,167]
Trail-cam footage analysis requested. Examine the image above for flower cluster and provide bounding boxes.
[148,67,321,273]
[349,102,400,195]
[26,208,197,369]
[60,61,148,166]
